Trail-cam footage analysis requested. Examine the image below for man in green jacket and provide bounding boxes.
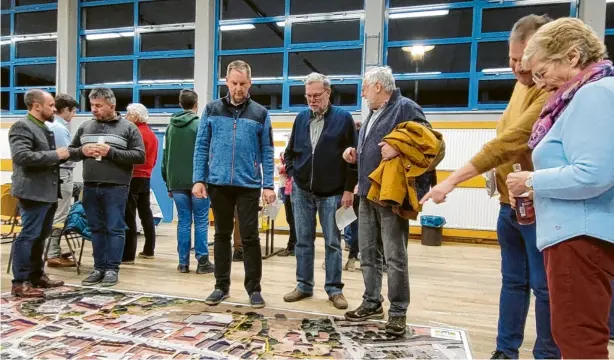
[162,89,214,274]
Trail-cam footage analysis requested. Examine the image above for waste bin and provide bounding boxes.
[420,215,446,246]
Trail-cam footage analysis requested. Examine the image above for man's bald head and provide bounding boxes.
[25,89,56,122]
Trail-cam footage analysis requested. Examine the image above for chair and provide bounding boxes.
[1,192,21,274]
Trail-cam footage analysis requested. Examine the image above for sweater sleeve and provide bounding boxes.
[533,84,614,200]
[343,113,358,192]
[193,106,211,184]
[108,124,146,165]
[260,111,275,190]
[470,88,550,174]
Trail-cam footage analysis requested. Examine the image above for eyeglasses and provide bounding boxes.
[305,91,327,101]
[531,61,552,82]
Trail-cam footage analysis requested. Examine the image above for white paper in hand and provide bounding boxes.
[335,206,357,231]
[266,200,283,221]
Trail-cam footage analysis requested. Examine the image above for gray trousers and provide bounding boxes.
[47,168,74,258]
[358,197,410,317]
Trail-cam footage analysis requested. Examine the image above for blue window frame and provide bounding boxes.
[1,0,57,113]
[77,0,195,114]
[606,1,613,60]
[384,0,577,111]
[214,0,365,113]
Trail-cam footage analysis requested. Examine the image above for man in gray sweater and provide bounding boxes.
[8,89,68,297]
[68,88,145,287]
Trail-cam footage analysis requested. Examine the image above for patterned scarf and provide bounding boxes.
[528,60,614,149]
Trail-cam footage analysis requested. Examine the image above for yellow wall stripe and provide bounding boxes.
[0,122,14,129]
[273,140,286,147]
[0,159,12,171]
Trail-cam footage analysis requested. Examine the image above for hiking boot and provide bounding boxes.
[250,292,266,308]
[177,264,189,273]
[138,252,154,259]
[278,248,294,257]
[330,294,348,309]
[344,258,356,272]
[101,271,118,287]
[11,282,44,298]
[205,289,229,306]
[385,316,407,336]
[490,351,512,359]
[82,270,105,286]
[344,305,385,322]
[31,274,64,288]
[232,250,243,262]
[196,257,214,274]
[47,257,76,267]
[283,289,312,302]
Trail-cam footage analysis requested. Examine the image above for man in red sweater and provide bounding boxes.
[122,103,159,263]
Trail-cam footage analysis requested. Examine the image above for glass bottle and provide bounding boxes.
[512,163,536,225]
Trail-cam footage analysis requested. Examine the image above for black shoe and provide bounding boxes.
[82,270,105,286]
[101,271,118,287]
[344,305,385,322]
[196,257,214,274]
[232,250,243,262]
[490,351,511,359]
[385,316,407,336]
[278,248,295,257]
[177,264,189,273]
[205,289,229,306]
[250,292,265,308]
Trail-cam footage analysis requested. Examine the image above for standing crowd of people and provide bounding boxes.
[7,14,614,358]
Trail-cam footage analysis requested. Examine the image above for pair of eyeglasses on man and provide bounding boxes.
[305,90,328,100]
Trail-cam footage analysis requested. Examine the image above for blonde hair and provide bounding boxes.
[226,60,252,80]
[126,103,149,123]
[522,17,607,69]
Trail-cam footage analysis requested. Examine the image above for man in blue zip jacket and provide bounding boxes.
[192,60,276,309]
[282,72,357,310]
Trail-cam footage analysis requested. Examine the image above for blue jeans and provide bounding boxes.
[496,204,560,359]
[172,190,210,265]
[82,184,129,272]
[12,199,57,284]
[292,185,343,297]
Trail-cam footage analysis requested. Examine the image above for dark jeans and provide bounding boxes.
[496,204,559,359]
[545,236,614,359]
[348,195,359,259]
[82,184,129,272]
[284,191,297,250]
[123,177,156,260]
[208,184,262,295]
[12,199,57,284]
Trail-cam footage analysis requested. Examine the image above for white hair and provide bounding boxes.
[363,66,396,92]
[304,72,331,89]
[126,103,149,123]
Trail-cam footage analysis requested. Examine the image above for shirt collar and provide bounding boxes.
[27,113,46,128]
[53,115,68,127]
[311,104,331,119]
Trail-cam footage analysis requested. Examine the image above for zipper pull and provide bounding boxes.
[234,121,237,129]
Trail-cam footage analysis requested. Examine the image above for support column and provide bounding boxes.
[361,0,386,119]
[56,0,78,98]
[579,0,606,41]
[194,0,216,104]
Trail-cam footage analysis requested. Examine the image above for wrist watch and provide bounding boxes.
[525,173,534,191]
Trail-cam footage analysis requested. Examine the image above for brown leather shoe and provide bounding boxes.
[32,274,64,288]
[330,294,348,309]
[47,257,76,267]
[11,282,44,298]
[283,289,312,302]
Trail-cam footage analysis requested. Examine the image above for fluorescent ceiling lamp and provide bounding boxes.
[482,67,512,74]
[139,79,194,84]
[402,45,435,55]
[389,9,449,19]
[608,0,614,3]
[219,24,255,31]
[0,39,11,45]
[276,21,285,27]
[415,71,442,76]
[96,81,133,86]
[86,32,134,40]
[13,33,57,42]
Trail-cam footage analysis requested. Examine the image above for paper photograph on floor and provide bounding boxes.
[1,286,472,359]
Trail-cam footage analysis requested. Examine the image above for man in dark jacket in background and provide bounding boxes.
[343,66,430,336]
[68,87,145,288]
[283,72,357,310]
[162,89,214,274]
[8,89,67,297]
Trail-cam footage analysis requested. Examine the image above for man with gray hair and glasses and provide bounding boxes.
[68,87,145,288]
[342,66,430,336]
[8,89,68,298]
[283,72,357,310]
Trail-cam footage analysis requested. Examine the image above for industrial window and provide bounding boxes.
[385,0,576,111]
[215,0,365,112]
[607,2,613,61]
[0,0,57,113]
[78,0,196,113]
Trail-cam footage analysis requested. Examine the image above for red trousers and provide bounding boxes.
[544,236,614,359]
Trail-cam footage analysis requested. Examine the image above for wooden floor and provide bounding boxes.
[0,223,538,359]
